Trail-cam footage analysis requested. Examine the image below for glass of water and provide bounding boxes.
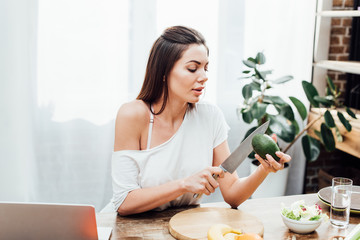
[330,177,353,228]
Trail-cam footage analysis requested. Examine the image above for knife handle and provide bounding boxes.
[193,174,218,199]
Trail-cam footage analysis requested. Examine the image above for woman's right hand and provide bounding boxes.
[181,167,224,195]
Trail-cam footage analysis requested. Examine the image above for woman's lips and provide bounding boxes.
[192,87,204,96]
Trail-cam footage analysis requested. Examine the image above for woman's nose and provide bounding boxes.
[198,70,208,83]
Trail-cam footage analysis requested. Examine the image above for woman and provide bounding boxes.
[110,26,291,216]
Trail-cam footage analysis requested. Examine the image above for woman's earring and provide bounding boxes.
[163,76,165,82]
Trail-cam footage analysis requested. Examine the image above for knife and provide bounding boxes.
[193,120,270,199]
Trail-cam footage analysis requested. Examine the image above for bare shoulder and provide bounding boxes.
[116,100,149,122]
[114,100,149,151]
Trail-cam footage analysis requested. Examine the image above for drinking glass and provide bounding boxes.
[330,177,353,228]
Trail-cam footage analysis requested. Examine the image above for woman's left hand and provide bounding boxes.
[255,151,291,173]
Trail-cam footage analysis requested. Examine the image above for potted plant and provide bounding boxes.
[238,52,357,197]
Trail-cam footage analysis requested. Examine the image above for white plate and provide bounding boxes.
[317,185,360,213]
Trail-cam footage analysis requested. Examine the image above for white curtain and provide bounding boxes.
[0,0,38,202]
[34,0,129,210]
[0,0,316,210]
[1,0,129,211]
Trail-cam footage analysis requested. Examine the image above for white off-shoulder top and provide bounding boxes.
[110,102,230,212]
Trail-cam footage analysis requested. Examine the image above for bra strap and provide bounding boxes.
[146,105,154,150]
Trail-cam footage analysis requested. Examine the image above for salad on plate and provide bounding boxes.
[281,200,328,221]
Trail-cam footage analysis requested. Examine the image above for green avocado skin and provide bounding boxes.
[251,134,280,161]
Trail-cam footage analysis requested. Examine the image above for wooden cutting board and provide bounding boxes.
[169,207,264,240]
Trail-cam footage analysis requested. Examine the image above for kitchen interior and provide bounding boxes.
[1,0,360,239]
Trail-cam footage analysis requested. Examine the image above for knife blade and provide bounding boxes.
[193,120,269,199]
[220,120,269,174]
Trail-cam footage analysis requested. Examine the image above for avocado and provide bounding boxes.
[251,134,280,161]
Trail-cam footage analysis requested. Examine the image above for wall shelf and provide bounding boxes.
[314,60,360,75]
[316,10,360,17]
[312,1,360,95]
[308,108,360,158]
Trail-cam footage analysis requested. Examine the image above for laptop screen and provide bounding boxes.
[0,202,99,240]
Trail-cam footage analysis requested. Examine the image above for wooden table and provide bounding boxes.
[96,194,360,239]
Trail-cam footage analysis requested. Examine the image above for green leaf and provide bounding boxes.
[243,60,256,68]
[302,135,320,162]
[334,126,343,142]
[337,112,352,132]
[255,52,266,64]
[255,68,266,80]
[314,96,334,107]
[242,126,258,142]
[346,107,357,119]
[238,75,252,79]
[247,95,261,106]
[259,70,273,77]
[248,57,257,63]
[310,215,322,221]
[242,84,253,100]
[276,104,295,121]
[289,96,307,120]
[326,87,332,96]
[324,110,335,128]
[272,75,294,84]
[242,109,253,123]
[263,96,287,106]
[242,70,251,74]
[251,77,262,85]
[251,102,268,119]
[250,82,261,91]
[321,123,336,152]
[327,76,336,93]
[268,115,296,142]
[248,151,255,159]
[302,81,319,107]
[291,119,300,135]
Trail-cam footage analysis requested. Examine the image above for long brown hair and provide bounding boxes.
[136,26,209,115]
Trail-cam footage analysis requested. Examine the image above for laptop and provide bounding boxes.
[0,202,112,240]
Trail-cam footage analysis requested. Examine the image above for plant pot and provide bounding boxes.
[250,159,290,198]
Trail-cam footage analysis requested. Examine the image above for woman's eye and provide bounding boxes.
[188,68,197,73]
